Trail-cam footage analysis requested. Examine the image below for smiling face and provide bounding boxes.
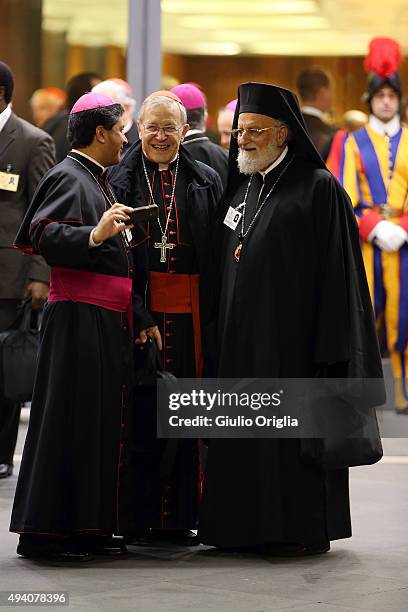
[237,112,288,174]
[137,100,189,164]
[371,85,400,123]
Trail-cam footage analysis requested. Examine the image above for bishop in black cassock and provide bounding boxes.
[198,82,384,554]
[10,93,136,560]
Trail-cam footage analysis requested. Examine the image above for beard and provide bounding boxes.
[237,141,281,175]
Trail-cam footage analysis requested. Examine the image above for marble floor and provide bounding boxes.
[0,417,407,612]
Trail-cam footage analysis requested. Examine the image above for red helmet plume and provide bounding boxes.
[364,37,402,78]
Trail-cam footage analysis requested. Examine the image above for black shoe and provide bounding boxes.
[125,530,154,546]
[89,538,128,557]
[16,541,92,562]
[395,406,408,415]
[151,529,199,546]
[0,463,12,479]
[72,535,128,557]
[259,541,330,557]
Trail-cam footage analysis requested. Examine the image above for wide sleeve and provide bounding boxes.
[312,174,351,366]
[27,172,97,267]
[312,172,383,384]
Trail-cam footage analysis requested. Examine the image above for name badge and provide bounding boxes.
[124,228,133,243]
[0,171,19,192]
[223,206,242,231]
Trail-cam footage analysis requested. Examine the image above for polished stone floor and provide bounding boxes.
[0,418,407,612]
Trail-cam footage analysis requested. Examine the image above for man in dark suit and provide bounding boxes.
[296,67,336,160]
[171,83,228,188]
[0,62,55,478]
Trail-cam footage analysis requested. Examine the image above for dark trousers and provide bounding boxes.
[0,300,21,464]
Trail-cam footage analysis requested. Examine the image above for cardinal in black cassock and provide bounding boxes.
[109,90,223,544]
[198,82,385,554]
[9,93,137,560]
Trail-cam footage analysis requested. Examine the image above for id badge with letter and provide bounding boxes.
[0,170,19,192]
[223,206,242,231]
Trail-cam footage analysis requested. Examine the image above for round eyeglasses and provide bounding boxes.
[142,124,181,136]
[231,125,285,139]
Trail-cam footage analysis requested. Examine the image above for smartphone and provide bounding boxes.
[124,204,159,225]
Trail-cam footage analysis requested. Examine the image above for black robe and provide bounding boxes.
[10,153,136,537]
[198,153,382,547]
[109,144,223,532]
[182,132,229,188]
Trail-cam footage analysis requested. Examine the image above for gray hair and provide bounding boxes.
[138,95,187,125]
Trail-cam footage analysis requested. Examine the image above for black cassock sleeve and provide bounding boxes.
[27,171,105,268]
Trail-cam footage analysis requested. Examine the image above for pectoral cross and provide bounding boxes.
[154,234,175,263]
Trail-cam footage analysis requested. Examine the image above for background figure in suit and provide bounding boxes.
[296,67,336,160]
[0,62,55,478]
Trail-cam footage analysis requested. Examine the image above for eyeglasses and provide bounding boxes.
[230,125,285,139]
[142,123,181,136]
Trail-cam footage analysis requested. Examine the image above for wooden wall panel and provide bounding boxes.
[163,53,408,124]
[0,0,42,120]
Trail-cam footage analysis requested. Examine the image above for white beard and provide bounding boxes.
[237,141,281,175]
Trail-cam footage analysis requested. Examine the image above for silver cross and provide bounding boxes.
[154,234,175,263]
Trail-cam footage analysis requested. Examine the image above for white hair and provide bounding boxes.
[138,95,187,125]
[92,80,128,105]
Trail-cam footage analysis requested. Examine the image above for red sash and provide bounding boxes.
[48,267,132,334]
[150,272,203,377]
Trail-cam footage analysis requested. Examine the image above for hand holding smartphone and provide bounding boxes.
[123,204,159,225]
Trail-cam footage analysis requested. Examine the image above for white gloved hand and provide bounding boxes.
[368,220,408,252]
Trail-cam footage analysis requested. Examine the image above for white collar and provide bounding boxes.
[369,114,401,137]
[142,148,178,171]
[0,104,12,134]
[301,106,326,121]
[158,154,178,171]
[71,149,105,172]
[185,129,204,137]
[259,146,288,178]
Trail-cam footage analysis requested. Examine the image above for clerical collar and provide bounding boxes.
[258,146,288,178]
[185,129,204,137]
[71,149,106,174]
[0,104,12,134]
[301,106,326,121]
[369,114,400,137]
[142,152,178,172]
